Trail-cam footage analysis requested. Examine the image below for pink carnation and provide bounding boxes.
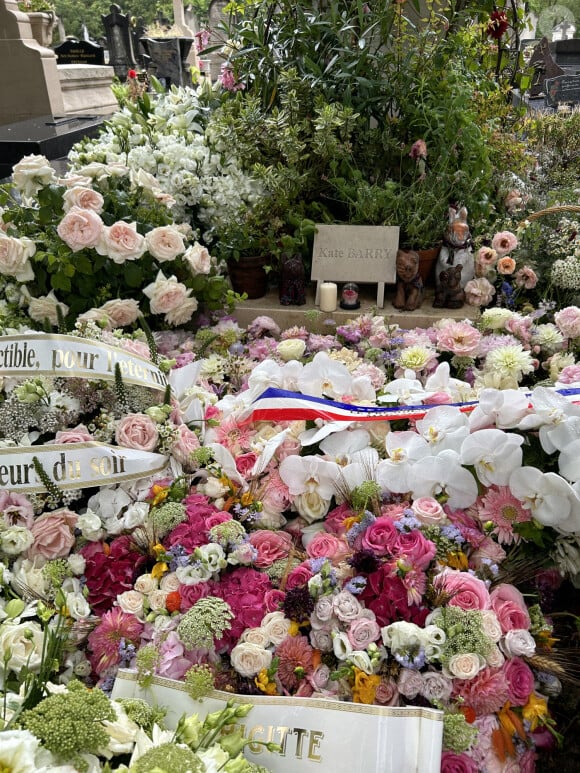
[452,665,510,715]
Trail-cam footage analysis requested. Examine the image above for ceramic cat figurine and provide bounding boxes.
[434,206,474,295]
[433,263,465,308]
[393,249,423,311]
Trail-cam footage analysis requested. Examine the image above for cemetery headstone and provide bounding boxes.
[545,73,580,107]
[551,38,580,75]
[101,3,136,80]
[140,37,193,87]
[529,36,564,97]
[55,38,105,65]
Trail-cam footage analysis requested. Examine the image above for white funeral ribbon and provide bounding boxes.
[0,332,168,392]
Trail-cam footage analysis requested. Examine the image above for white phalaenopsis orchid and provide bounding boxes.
[407,449,478,509]
[297,352,354,399]
[468,387,531,431]
[320,428,375,465]
[378,370,431,405]
[415,405,470,454]
[518,386,580,453]
[376,431,432,494]
[424,362,474,403]
[279,455,340,499]
[460,428,524,487]
[246,359,303,400]
[509,466,580,534]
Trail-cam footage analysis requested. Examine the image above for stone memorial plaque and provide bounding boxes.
[545,73,580,106]
[55,39,105,65]
[311,224,399,308]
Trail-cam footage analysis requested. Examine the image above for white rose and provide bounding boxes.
[134,574,158,595]
[65,591,91,620]
[277,339,307,362]
[77,510,103,541]
[501,629,536,658]
[102,702,140,755]
[28,292,69,326]
[0,526,34,555]
[0,621,44,672]
[148,590,169,612]
[480,610,503,643]
[486,645,505,669]
[100,298,141,327]
[145,226,186,262]
[294,492,331,523]
[346,650,373,674]
[183,242,211,275]
[230,641,272,677]
[165,296,198,326]
[12,154,57,196]
[0,233,35,282]
[159,572,181,593]
[116,590,145,618]
[445,653,486,680]
[241,627,271,648]
[261,611,292,646]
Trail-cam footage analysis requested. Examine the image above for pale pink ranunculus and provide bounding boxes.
[464,277,495,307]
[145,226,185,262]
[0,491,34,528]
[491,230,518,256]
[554,306,580,339]
[96,221,146,264]
[100,298,141,327]
[143,271,191,314]
[248,529,293,568]
[503,657,535,706]
[434,568,491,611]
[62,186,104,213]
[57,206,104,251]
[513,266,538,290]
[347,616,381,649]
[436,321,482,356]
[115,413,159,452]
[490,583,530,632]
[305,532,350,564]
[496,256,516,275]
[28,508,77,560]
[411,496,446,525]
[171,424,200,467]
[53,424,94,443]
[183,242,211,275]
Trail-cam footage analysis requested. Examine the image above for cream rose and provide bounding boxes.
[159,572,180,593]
[0,621,44,673]
[261,611,292,646]
[100,298,141,327]
[148,589,169,612]
[294,492,331,523]
[277,339,307,362]
[28,292,69,326]
[57,206,104,252]
[143,270,192,314]
[0,233,35,281]
[480,610,503,643]
[96,221,146,263]
[230,641,272,677]
[145,226,186,262]
[62,186,104,213]
[446,652,485,679]
[165,296,198,326]
[501,629,536,658]
[241,627,271,648]
[184,242,211,274]
[12,154,57,196]
[116,590,145,618]
[486,645,505,668]
[134,574,159,595]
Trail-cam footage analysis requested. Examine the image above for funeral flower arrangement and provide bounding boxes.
[1,306,579,771]
[0,153,235,330]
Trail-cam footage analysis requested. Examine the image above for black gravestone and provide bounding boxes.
[140,37,194,88]
[545,74,580,107]
[102,3,137,80]
[55,38,105,65]
[551,39,580,75]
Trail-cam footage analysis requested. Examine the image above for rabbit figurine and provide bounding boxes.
[434,206,474,300]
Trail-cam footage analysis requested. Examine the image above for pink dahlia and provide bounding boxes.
[452,666,510,716]
[275,634,314,690]
[88,607,144,675]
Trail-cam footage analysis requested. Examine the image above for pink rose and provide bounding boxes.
[248,530,293,568]
[57,206,103,251]
[306,532,350,564]
[100,298,141,327]
[490,583,530,632]
[264,588,285,612]
[53,424,93,443]
[503,657,535,706]
[374,677,399,706]
[436,322,482,356]
[171,424,200,467]
[205,512,231,530]
[143,271,192,314]
[0,491,34,528]
[235,452,258,477]
[440,752,478,773]
[554,306,580,339]
[392,530,437,570]
[491,230,518,256]
[361,515,398,556]
[397,668,424,699]
[183,242,211,274]
[28,508,77,560]
[62,186,104,213]
[96,221,146,263]
[434,569,491,611]
[347,616,381,649]
[285,562,314,589]
[145,226,185,262]
[411,496,446,525]
[179,581,211,612]
[115,413,159,452]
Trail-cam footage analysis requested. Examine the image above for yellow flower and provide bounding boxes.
[255,668,278,695]
[352,668,381,704]
[522,692,549,731]
[151,561,168,580]
[445,551,469,570]
[150,484,169,506]
[288,621,300,636]
[240,491,255,507]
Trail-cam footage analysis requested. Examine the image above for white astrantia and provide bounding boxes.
[415,405,470,454]
[468,387,531,432]
[460,428,524,487]
[376,431,431,494]
[408,449,478,509]
[509,466,580,534]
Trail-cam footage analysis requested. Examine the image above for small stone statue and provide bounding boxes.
[434,206,474,294]
[279,252,306,305]
[393,249,424,311]
[433,264,465,308]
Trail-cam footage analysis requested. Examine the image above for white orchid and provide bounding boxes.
[461,428,524,487]
[424,361,474,402]
[509,466,580,534]
[279,455,340,499]
[297,352,354,399]
[378,370,431,405]
[415,405,470,454]
[468,387,531,431]
[518,386,580,453]
[376,431,431,494]
[407,449,478,509]
[319,428,375,465]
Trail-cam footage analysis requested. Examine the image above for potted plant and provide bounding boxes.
[18,0,56,47]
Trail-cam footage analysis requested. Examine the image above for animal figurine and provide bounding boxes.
[393,249,423,311]
[433,264,465,308]
[279,252,306,305]
[434,206,474,298]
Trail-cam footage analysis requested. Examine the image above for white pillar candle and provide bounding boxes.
[319,282,338,312]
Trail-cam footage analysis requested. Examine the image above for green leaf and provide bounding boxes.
[51,273,71,292]
[124,263,143,288]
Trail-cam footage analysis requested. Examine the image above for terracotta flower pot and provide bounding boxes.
[228,256,268,299]
[417,243,442,285]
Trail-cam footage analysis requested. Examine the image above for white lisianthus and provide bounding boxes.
[65,591,91,620]
[67,553,86,575]
[0,526,34,555]
[346,650,374,674]
[332,630,353,660]
[102,702,140,757]
[196,543,227,575]
[197,745,230,773]
[176,562,213,585]
[0,729,41,773]
[76,510,103,541]
[0,621,44,673]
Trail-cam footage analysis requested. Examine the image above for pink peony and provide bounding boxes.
[28,508,77,560]
[115,413,159,452]
[436,321,482,357]
[248,530,293,568]
[434,568,491,611]
[477,246,498,266]
[503,657,535,706]
[554,306,580,339]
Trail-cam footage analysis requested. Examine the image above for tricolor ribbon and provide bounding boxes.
[247,387,580,424]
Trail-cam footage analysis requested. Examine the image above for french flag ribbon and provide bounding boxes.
[248,387,580,424]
